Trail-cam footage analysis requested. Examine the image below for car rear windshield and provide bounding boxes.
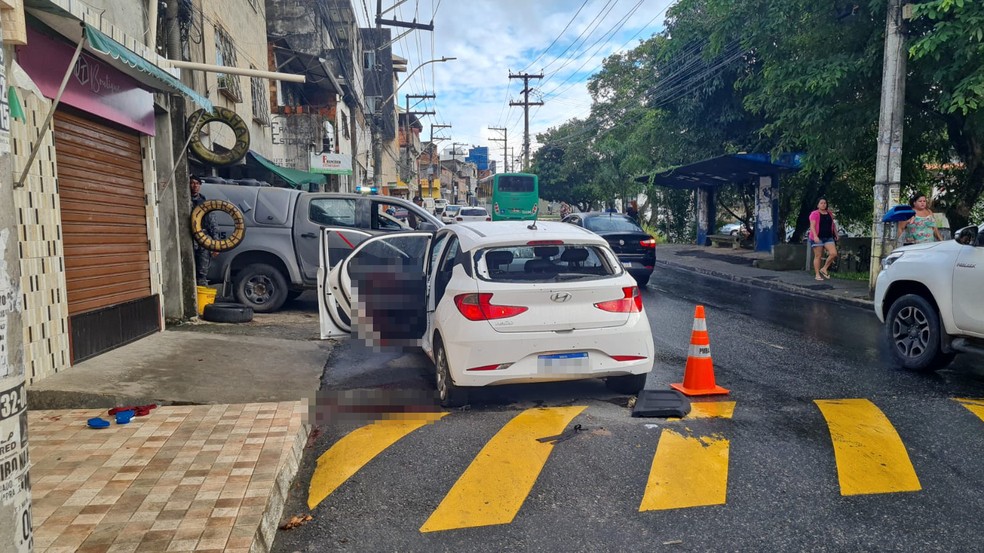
[477,244,618,282]
[497,175,535,193]
[584,215,643,233]
[461,208,487,216]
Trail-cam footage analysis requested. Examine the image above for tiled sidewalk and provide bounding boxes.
[28,402,308,553]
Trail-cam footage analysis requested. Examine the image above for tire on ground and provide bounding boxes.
[885,293,954,371]
[202,302,254,323]
[233,263,289,313]
[605,372,648,394]
[187,107,250,166]
[191,199,246,252]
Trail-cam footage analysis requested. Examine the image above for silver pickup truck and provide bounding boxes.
[201,183,442,312]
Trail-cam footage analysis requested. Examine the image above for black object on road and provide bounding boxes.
[632,389,691,418]
[203,302,254,323]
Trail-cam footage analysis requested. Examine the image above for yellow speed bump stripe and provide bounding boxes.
[955,398,984,423]
[640,403,734,511]
[814,399,921,496]
[420,406,586,533]
[307,412,448,510]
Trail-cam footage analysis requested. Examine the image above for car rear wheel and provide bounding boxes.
[886,294,955,371]
[435,339,467,408]
[605,373,648,394]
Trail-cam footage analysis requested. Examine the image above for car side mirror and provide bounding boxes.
[954,225,979,246]
[417,221,438,232]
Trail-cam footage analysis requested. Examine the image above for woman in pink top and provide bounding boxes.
[808,198,839,280]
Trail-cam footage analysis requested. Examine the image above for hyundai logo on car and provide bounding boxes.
[550,292,572,303]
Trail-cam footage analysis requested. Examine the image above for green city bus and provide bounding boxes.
[488,173,539,221]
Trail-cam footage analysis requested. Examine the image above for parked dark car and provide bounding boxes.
[562,212,656,286]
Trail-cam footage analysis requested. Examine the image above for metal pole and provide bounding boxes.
[0,32,33,552]
[869,0,907,293]
[16,25,86,188]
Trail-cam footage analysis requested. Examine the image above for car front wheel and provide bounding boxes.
[434,339,467,408]
[885,294,955,371]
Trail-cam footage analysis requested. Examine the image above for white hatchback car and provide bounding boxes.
[318,221,655,407]
[454,206,491,223]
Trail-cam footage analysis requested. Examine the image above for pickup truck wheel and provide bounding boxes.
[886,294,954,371]
[234,263,288,313]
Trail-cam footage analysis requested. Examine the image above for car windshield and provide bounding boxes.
[477,244,617,282]
[584,215,643,233]
[461,208,487,216]
[445,206,461,214]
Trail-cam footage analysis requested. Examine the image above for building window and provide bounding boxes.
[363,50,375,70]
[251,72,269,124]
[340,111,350,140]
[366,96,377,115]
[215,26,242,102]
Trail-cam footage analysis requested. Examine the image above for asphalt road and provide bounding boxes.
[272,266,984,552]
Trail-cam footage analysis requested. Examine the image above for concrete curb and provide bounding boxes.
[255,407,311,553]
[653,258,874,310]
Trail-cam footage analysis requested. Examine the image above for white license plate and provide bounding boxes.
[623,262,632,268]
[538,352,589,373]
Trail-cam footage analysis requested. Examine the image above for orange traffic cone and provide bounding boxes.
[670,305,729,396]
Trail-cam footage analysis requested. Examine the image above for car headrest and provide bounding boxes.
[560,248,589,263]
[485,250,514,269]
[524,258,558,274]
[533,246,560,258]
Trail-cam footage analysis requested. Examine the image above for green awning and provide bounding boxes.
[248,151,327,189]
[84,24,213,111]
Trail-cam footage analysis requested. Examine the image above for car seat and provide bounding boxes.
[560,247,589,269]
[485,250,514,275]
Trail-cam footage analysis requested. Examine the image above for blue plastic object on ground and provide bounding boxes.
[114,410,135,424]
[87,417,110,429]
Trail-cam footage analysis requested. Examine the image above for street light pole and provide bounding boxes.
[374,56,455,195]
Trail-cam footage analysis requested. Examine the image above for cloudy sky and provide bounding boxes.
[353,0,673,169]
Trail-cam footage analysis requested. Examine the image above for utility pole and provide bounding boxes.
[403,93,434,196]
[373,1,436,193]
[869,0,908,293]
[509,72,543,171]
[0,24,32,552]
[450,142,467,204]
[429,124,451,199]
[488,126,507,173]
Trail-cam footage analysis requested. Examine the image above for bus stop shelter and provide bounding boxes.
[636,153,802,252]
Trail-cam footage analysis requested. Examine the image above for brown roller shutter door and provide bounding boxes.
[53,109,159,362]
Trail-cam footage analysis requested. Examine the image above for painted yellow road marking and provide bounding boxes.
[640,403,734,511]
[307,412,448,510]
[814,399,921,496]
[419,406,586,533]
[955,398,984,423]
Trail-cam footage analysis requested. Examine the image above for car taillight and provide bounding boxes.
[454,293,528,321]
[612,355,647,362]
[594,286,643,313]
[486,217,491,221]
[493,203,500,214]
[640,238,657,248]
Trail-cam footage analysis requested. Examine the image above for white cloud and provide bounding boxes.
[383,0,671,167]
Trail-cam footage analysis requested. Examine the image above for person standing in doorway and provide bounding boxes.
[190,176,218,285]
[808,198,839,280]
[898,192,943,244]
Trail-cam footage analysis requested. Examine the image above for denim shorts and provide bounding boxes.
[810,238,836,247]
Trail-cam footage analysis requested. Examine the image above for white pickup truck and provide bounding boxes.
[874,224,984,371]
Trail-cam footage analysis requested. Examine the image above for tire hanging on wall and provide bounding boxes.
[191,200,246,252]
[187,107,250,166]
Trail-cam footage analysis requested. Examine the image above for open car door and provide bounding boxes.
[319,230,433,347]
